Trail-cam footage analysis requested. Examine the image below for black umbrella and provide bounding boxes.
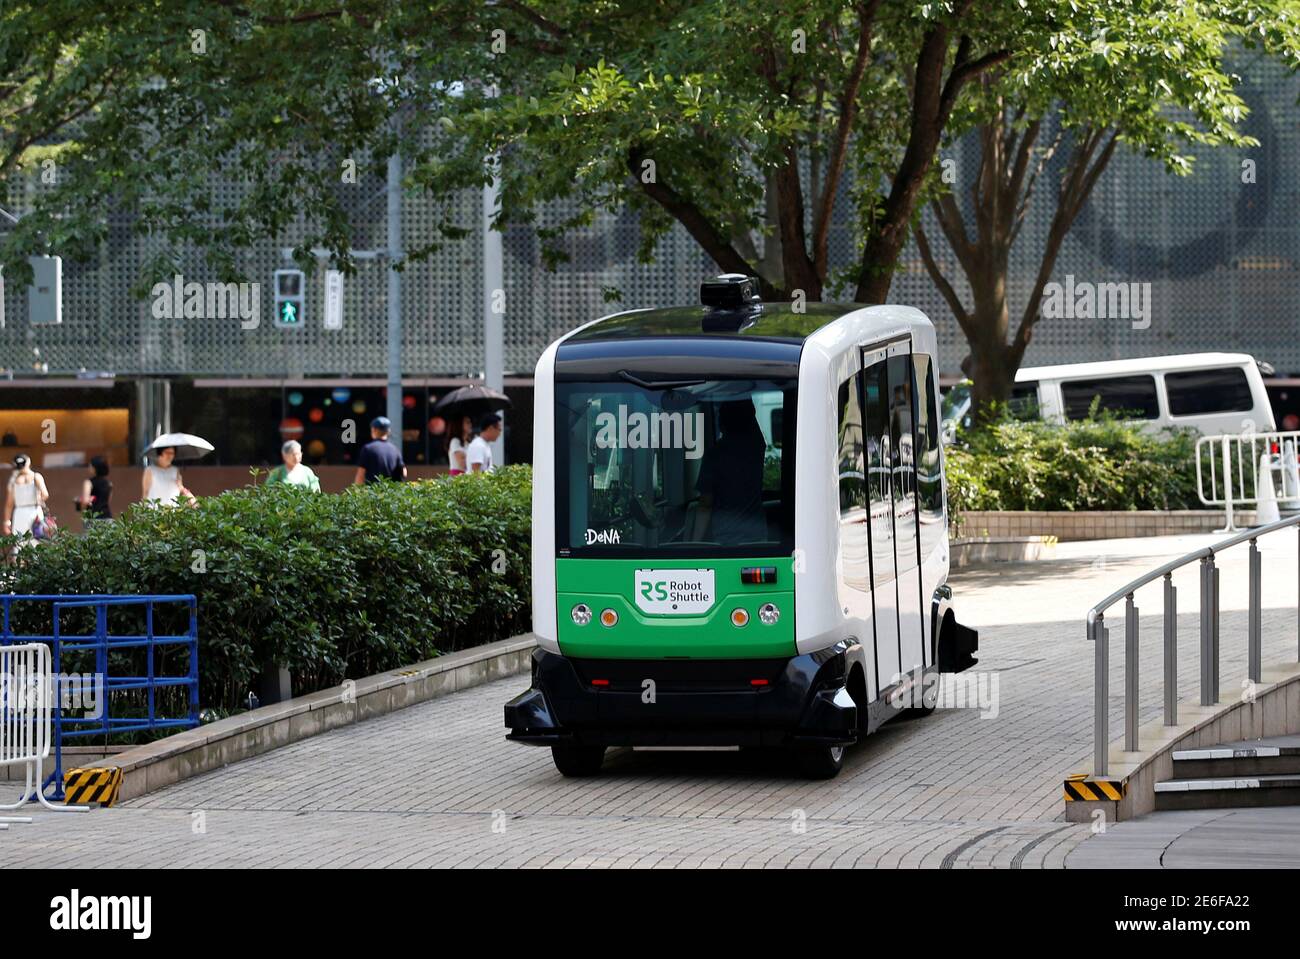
[432,385,512,421]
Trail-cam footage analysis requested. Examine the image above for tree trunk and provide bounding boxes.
[965,248,1013,421]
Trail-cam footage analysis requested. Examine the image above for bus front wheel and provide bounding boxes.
[551,743,606,777]
[795,743,846,780]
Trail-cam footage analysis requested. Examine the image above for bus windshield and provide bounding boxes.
[555,377,797,557]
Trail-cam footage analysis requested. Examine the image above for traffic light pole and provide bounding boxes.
[385,130,404,438]
[483,160,504,466]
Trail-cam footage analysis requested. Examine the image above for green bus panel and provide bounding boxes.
[555,557,795,659]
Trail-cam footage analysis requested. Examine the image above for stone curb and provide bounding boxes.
[93,633,538,803]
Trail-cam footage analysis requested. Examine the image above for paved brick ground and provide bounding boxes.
[4,532,1297,867]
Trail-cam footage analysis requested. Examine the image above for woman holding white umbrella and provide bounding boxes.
[142,432,212,506]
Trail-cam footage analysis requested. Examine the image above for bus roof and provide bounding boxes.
[565,303,855,345]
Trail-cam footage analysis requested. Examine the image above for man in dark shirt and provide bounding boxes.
[354,416,407,484]
[691,400,768,544]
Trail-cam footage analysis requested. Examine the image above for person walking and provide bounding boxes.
[354,416,407,484]
[266,440,321,491]
[465,413,502,474]
[4,454,48,541]
[143,446,197,506]
[75,455,113,524]
[446,414,473,475]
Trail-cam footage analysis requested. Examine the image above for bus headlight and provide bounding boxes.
[758,603,780,626]
[571,604,592,626]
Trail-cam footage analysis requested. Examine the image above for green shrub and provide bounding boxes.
[944,414,1199,522]
[3,466,533,710]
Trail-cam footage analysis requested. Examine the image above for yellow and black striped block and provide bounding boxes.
[63,767,123,807]
[1063,773,1126,802]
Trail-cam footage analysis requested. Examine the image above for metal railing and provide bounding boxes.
[0,594,198,801]
[1196,430,1300,530]
[1085,514,1300,776]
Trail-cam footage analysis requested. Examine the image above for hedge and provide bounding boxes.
[2,466,532,712]
[943,414,1200,519]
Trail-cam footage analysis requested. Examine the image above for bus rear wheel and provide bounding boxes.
[795,743,846,780]
[550,743,606,777]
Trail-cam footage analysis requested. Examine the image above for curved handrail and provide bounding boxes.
[1085,512,1300,634]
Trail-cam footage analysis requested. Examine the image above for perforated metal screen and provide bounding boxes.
[2,60,1298,379]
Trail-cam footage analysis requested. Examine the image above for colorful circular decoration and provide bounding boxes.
[308,407,325,424]
[332,388,351,403]
[352,400,367,414]
[429,416,446,436]
[403,394,417,410]
[287,391,304,406]
[306,439,326,458]
[279,417,304,439]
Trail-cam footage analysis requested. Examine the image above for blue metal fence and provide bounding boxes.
[0,594,198,800]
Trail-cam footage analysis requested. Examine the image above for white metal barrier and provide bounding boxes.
[0,643,88,820]
[1196,431,1300,531]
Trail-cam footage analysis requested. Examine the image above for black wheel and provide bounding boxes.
[794,743,847,779]
[550,743,606,777]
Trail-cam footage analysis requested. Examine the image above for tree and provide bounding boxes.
[486,1,1031,302]
[913,1,1300,420]
[4,0,1292,328]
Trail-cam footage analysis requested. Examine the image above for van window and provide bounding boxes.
[1165,367,1254,417]
[1009,382,1039,419]
[1061,375,1159,420]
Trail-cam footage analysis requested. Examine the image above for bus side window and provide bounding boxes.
[837,377,869,590]
[912,353,944,560]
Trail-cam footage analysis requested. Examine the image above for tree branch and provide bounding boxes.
[812,0,881,277]
[626,146,773,295]
[915,218,972,335]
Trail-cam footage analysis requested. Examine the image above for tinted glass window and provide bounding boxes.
[1061,375,1159,420]
[913,354,944,560]
[555,378,796,557]
[1009,382,1039,420]
[837,377,868,590]
[1165,367,1253,417]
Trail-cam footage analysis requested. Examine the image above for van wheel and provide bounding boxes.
[795,743,846,780]
[550,743,606,777]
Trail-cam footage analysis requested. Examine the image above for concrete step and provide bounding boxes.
[1156,737,1300,810]
[1169,735,1300,779]
[1155,773,1300,811]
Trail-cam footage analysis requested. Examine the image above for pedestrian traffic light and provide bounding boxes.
[274,269,305,328]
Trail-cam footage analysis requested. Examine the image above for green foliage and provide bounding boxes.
[2,467,533,710]
[944,414,1199,519]
[12,1,1296,302]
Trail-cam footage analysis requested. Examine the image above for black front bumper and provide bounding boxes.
[504,645,858,748]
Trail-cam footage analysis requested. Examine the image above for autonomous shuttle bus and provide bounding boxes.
[505,274,978,778]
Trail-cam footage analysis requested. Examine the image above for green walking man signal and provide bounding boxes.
[274,269,305,328]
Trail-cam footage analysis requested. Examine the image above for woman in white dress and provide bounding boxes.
[142,446,197,506]
[446,415,473,476]
[4,454,48,540]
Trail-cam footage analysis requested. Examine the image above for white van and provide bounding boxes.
[942,352,1275,438]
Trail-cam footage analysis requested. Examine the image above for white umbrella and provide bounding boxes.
[146,432,215,461]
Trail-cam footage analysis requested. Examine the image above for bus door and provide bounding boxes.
[860,348,900,694]
[887,347,925,677]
